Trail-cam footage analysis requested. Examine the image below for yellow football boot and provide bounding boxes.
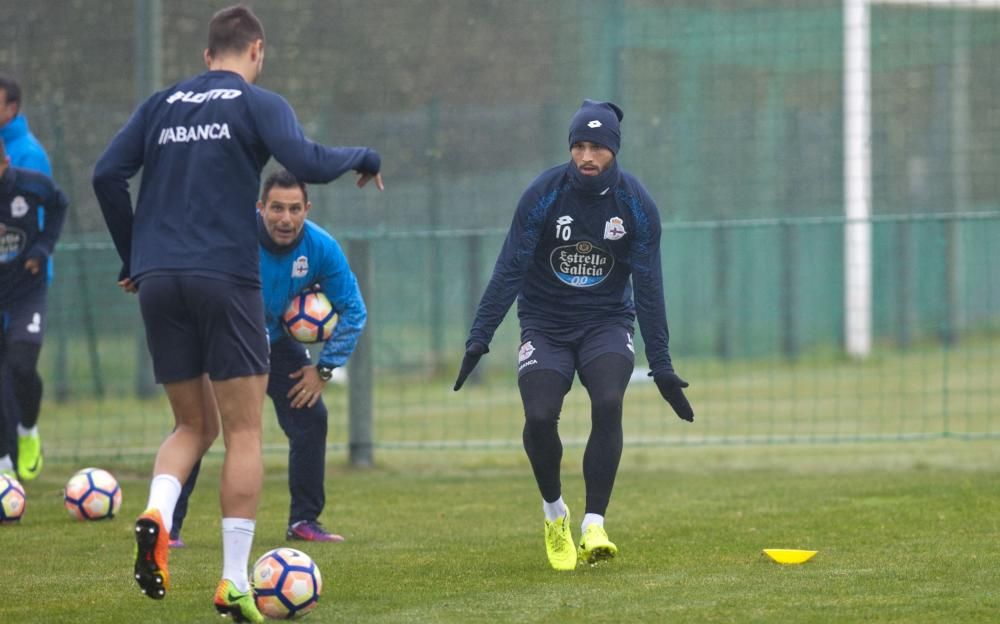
[544,507,577,571]
[578,523,618,564]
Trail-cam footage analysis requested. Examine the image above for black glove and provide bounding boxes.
[453,342,489,391]
[654,372,694,422]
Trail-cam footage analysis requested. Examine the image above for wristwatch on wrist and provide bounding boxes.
[316,365,335,382]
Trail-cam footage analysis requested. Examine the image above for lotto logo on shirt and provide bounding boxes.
[165,89,242,104]
[549,240,614,288]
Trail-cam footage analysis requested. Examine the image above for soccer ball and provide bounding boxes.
[0,474,26,523]
[282,290,338,343]
[64,467,122,521]
[252,547,323,619]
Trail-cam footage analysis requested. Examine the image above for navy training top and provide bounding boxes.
[0,166,68,307]
[92,70,380,286]
[467,160,676,376]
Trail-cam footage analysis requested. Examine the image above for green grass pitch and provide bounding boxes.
[1,441,999,623]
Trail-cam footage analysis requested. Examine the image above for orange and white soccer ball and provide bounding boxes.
[252,547,323,619]
[282,290,338,343]
[0,474,26,523]
[64,467,122,521]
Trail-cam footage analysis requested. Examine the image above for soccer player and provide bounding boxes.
[169,169,366,547]
[91,6,383,622]
[453,100,694,571]
[0,76,51,175]
[0,136,66,483]
[0,75,52,481]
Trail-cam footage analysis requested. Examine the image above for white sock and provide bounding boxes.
[0,455,12,472]
[146,474,182,535]
[16,424,38,438]
[581,513,605,533]
[222,517,256,593]
[542,496,568,522]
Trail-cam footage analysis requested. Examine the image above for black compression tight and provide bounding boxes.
[518,353,633,515]
[579,353,632,516]
[5,342,43,429]
[519,370,571,504]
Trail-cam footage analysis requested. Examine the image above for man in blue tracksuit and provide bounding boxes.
[0,77,51,175]
[169,169,366,546]
[0,137,66,484]
[453,100,694,571]
[0,76,52,482]
[91,6,381,620]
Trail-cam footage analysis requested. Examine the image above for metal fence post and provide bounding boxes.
[347,239,374,467]
[780,222,799,361]
[714,224,731,359]
[465,233,484,385]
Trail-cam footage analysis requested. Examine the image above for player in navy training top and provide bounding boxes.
[0,76,53,483]
[0,137,67,484]
[453,100,694,571]
[91,6,383,619]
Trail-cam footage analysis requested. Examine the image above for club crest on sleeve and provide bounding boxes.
[604,217,626,241]
[292,255,309,278]
[10,196,28,218]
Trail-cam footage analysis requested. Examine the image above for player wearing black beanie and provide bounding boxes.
[454,99,693,571]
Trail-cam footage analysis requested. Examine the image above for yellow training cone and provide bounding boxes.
[762,549,818,564]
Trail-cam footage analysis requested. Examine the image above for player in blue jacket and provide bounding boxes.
[0,137,67,483]
[453,100,694,571]
[169,169,366,546]
[91,6,381,621]
[0,77,51,175]
[0,76,52,482]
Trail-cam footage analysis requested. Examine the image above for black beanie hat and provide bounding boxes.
[568,99,624,155]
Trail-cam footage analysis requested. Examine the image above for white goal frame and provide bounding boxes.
[843,0,1000,357]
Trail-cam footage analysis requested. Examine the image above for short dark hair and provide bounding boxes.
[0,76,22,110]
[207,4,265,58]
[261,169,308,204]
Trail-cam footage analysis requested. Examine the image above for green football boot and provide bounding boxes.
[17,432,43,481]
[214,579,264,623]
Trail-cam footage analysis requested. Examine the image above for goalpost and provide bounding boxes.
[844,0,1000,358]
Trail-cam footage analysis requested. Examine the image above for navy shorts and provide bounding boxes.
[517,322,635,383]
[138,274,269,383]
[1,287,47,346]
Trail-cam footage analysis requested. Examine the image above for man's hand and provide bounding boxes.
[453,342,489,391]
[356,172,384,191]
[653,372,694,422]
[24,257,42,275]
[118,277,138,294]
[288,365,326,409]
